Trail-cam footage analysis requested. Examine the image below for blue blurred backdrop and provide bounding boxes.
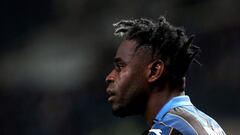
[0,0,239,134]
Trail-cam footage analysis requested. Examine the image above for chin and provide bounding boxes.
[111,105,127,117]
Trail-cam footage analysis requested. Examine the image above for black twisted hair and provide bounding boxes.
[113,16,200,90]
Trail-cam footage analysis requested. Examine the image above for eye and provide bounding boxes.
[114,62,125,71]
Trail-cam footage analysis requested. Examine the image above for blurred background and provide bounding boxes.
[0,0,239,134]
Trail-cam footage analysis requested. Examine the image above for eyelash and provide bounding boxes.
[114,63,125,71]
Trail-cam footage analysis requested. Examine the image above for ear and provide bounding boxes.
[147,60,164,83]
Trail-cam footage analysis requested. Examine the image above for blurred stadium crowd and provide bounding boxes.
[0,0,239,134]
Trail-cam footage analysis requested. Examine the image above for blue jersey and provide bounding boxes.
[148,96,226,135]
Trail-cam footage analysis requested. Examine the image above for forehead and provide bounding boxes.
[115,40,138,62]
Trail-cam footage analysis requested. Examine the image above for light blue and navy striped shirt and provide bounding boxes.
[148,95,226,135]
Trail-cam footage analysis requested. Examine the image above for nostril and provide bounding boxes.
[105,70,115,86]
[106,79,113,86]
[105,74,114,83]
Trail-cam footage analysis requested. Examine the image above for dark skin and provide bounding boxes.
[105,39,184,126]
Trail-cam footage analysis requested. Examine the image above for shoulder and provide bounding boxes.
[161,106,226,135]
[149,107,200,135]
[161,107,199,135]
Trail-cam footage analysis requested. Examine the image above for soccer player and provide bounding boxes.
[105,16,226,135]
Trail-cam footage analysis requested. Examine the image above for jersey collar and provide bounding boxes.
[154,95,193,123]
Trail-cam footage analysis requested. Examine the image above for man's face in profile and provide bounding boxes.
[105,40,150,117]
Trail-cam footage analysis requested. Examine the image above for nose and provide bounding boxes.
[105,71,115,86]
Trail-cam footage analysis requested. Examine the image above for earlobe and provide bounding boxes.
[148,60,164,83]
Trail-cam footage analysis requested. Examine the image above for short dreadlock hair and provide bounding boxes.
[113,16,200,90]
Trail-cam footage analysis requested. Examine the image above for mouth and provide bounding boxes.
[106,89,116,103]
[107,95,115,102]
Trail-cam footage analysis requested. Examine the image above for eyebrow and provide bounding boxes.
[113,57,124,63]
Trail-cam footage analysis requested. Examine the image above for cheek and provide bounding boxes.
[116,70,132,94]
[117,68,147,99]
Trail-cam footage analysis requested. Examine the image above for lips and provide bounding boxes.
[108,95,115,102]
[106,89,116,103]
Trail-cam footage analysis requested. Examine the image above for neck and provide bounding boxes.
[143,87,184,126]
